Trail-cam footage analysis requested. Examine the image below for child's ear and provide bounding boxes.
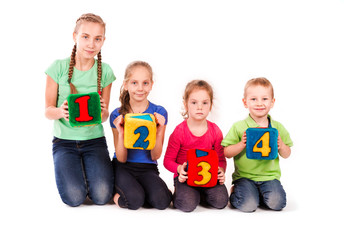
[73,32,77,43]
[271,98,275,108]
[242,98,248,108]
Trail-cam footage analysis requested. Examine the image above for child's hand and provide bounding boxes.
[99,96,107,114]
[177,162,188,183]
[154,112,166,127]
[240,131,247,146]
[278,134,291,158]
[278,135,285,150]
[60,100,69,121]
[217,167,225,185]
[113,115,125,135]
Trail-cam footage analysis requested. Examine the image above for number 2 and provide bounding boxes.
[133,126,150,150]
[253,132,271,157]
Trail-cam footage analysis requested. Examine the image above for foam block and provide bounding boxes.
[124,113,157,150]
[67,92,101,127]
[187,149,219,188]
[246,128,278,160]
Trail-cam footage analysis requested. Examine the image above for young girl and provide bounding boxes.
[45,13,116,207]
[163,80,228,212]
[110,61,172,210]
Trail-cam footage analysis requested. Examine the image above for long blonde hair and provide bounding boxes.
[118,61,154,115]
[68,13,106,94]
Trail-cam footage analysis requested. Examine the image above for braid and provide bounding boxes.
[97,51,102,94]
[68,44,78,94]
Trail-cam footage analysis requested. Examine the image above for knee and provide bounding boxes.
[230,192,258,212]
[60,186,87,207]
[90,181,113,205]
[118,188,145,210]
[262,191,286,211]
[148,189,172,210]
[207,192,229,209]
[174,192,200,212]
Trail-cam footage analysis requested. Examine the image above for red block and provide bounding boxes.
[186,149,219,188]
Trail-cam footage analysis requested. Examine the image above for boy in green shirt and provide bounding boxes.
[221,77,293,212]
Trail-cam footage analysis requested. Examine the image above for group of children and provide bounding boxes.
[45,13,293,213]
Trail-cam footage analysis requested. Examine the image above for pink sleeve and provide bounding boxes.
[214,125,227,172]
[163,128,182,175]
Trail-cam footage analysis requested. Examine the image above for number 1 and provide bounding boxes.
[75,95,93,122]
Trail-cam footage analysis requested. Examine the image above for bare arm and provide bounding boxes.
[224,131,247,158]
[100,83,112,122]
[112,116,128,163]
[45,75,68,120]
[150,113,166,161]
[278,135,291,159]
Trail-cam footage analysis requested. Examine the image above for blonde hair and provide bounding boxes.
[118,61,154,115]
[68,13,106,94]
[244,77,274,98]
[182,80,214,119]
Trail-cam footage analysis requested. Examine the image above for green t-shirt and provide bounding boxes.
[221,115,293,182]
[45,58,116,140]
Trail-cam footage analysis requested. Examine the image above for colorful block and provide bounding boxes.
[124,113,157,150]
[246,128,278,160]
[67,92,101,127]
[186,149,219,188]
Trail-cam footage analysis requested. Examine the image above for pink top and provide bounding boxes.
[163,120,227,178]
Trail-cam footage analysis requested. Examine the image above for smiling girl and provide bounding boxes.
[110,61,172,210]
[45,13,116,206]
[163,80,228,212]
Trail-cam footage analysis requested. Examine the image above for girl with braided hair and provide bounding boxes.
[45,13,116,207]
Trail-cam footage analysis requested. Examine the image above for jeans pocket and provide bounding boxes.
[52,137,61,144]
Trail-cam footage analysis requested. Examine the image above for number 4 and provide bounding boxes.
[253,132,271,157]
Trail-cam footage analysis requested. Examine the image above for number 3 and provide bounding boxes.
[194,161,212,185]
[253,132,271,157]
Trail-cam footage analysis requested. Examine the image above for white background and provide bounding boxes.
[1,0,359,239]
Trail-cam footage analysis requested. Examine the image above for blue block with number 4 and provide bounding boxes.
[124,113,157,150]
[246,128,278,160]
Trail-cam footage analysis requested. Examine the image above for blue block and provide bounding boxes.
[246,128,278,160]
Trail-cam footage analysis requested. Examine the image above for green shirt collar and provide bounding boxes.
[245,114,274,128]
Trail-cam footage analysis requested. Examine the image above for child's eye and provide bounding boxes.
[191,101,196,105]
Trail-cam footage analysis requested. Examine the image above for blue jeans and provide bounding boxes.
[173,177,229,212]
[230,178,286,212]
[52,137,113,207]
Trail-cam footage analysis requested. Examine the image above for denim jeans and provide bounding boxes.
[173,177,229,212]
[230,178,286,212]
[52,137,113,207]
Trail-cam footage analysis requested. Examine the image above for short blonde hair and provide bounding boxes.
[244,77,274,98]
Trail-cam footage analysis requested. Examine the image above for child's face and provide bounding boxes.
[243,85,275,119]
[186,89,212,121]
[73,21,105,60]
[125,66,153,103]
